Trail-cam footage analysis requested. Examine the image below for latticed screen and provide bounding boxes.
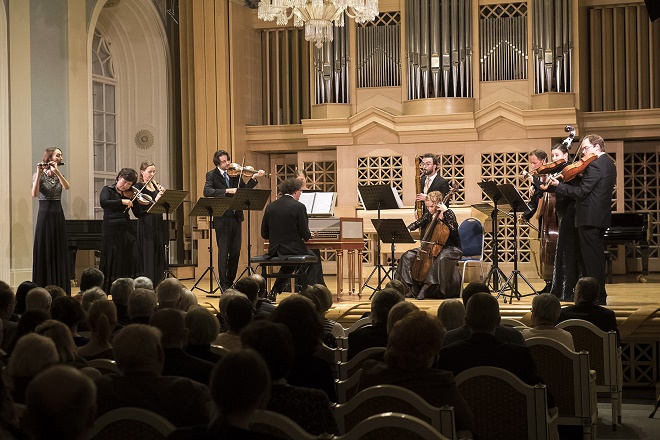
[481,152,533,264]
[479,3,528,82]
[621,342,657,386]
[274,163,298,186]
[357,156,404,200]
[357,12,401,88]
[302,161,337,192]
[416,154,466,204]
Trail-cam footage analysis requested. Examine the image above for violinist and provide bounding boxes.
[203,150,266,290]
[99,168,145,293]
[395,191,463,300]
[546,134,616,305]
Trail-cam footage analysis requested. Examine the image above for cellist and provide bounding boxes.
[395,191,463,300]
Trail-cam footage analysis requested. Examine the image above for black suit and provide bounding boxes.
[261,194,312,293]
[419,174,450,236]
[554,154,616,301]
[556,301,620,344]
[203,168,258,288]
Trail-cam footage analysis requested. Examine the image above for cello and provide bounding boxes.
[410,184,459,283]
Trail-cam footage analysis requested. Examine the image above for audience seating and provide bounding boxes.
[336,347,385,380]
[332,384,457,439]
[210,344,229,356]
[250,410,318,440]
[455,366,558,440]
[87,359,121,375]
[556,319,622,430]
[344,317,372,335]
[457,218,485,293]
[87,407,176,440]
[336,370,363,404]
[336,412,449,440]
[499,318,527,328]
[332,322,346,338]
[527,337,598,440]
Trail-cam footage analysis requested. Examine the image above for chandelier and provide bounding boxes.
[257,0,379,48]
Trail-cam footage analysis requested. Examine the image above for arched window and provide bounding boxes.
[92,29,118,218]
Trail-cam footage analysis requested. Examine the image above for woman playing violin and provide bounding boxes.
[99,168,146,292]
[395,191,463,300]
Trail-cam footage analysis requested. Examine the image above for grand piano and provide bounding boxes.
[604,212,650,282]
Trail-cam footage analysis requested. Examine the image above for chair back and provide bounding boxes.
[337,347,386,380]
[88,407,176,440]
[333,384,456,439]
[210,344,230,356]
[332,321,347,338]
[455,366,555,440]
[87,359,121,375]
[336,370,363,404]
[250,410,318,440]
[500,318,527,328]
[458,218,484,259]
[344,317,372,335]
[338,412,449,440]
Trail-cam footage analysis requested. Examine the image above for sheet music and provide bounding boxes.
[299,192,315,214]
[391,187,404,208]
[299,192,337,216]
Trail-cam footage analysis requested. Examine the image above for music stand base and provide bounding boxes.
[191,266,222,297]
[497,270,538,304]
[233,266,257,287]
[362,264,392,297]
[485,265,511,293]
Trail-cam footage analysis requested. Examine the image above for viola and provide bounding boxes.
[557,152,598,182]
[530,159,567,176]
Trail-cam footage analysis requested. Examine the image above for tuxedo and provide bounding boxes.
[203,167,258,288]
[420,174,450,201]
[554,154,616,301]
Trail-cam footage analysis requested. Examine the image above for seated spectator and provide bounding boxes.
[0,368,22,438]
[347,288,403,360]
[437,293,553,408]
[302,284,340,345]
[6,309,51,355]
[386,301,419,334]
[25,287,52,312]
[95,324,212,427]
[133,276,154,291]
[150,309,214,385]
[441,282,526,347]
[51,295,88,347]
[127,288,158,325]
[234,277,260,312]
[156,278,184,310]
[44,285,66,303]
[521,293,575,350]
[8,333,58,403]
[25,365,97,440]
[15,281,38,316]
[35,319,88,369]
[241,321,338,435]
[248,273,275,319]
[180,289,198,312]
[78,300,116,360]
[437,299,466,332]
[214,294,252,352]
[185,306,222,363]
[385,279,411,298]
[557,276,620,344]
[360,311,474,436]
[0,281,18,352]
[77,268,104,299]
[270,295,336,401]
[81,287,107,313]
[110,277,134,325]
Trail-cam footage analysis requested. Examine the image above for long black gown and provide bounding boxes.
[99,184,144,293]
[135,183,168,287]
[32,172,71,295]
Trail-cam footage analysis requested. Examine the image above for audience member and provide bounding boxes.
[95,324,212,427]
[15,281,37,315]
[557,276,620,344]
[25,287,52,312]
[44,284,66,302]
[385,279,411,298]
[8,333,58,403]
[521,293,575,349]
[80,287,107,313]
[437,299,466,332]
[234,277,260,310]
[215,294,252,352]
[0,282,17,352]
[386,301,419,334]
[437,293,553,408]
[25,365,97,440]
[150,309,214,385]
[0,368,22,438]
[180,289,198,312]
[347,288,403,360]
[51,295,88,347]
[156,278,184,310]
[441,282,526,347]
[6,309,51,355]
[133,276,154,291]
[241,321,338,435]
[77,268,104,301]
[185,306,222,363]
[110,277,134,325]
[360,311,474,436]
[78,300,116,360]
[302,284,339,339]
[35,319,88,368]
[248,273,275,319]
[127,288,158,325]
[270,295,336,401]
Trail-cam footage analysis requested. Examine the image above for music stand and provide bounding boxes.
[189,197,232,297]
[477,180,512,293]
[228,189,271,282]
[496,183,538,303]
[372,219,415,292]
[148,190,189,281]
[358,185,402,292]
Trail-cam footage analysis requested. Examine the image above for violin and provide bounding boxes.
[556,152,598,182]
[226,163,270,178]
[529,159,567,176]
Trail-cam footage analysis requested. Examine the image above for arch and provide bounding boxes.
[87,0,170,216]
[0,0,10,280]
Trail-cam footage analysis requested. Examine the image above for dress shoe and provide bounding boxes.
[538,281,552,294]
[266,290,278,303]
[416,284,430,300]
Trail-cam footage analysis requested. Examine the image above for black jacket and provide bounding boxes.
[203,168,258,222]
[261,195,311,256]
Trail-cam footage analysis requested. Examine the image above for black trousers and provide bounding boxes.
[214,216,241,288]
[577,225,607,300]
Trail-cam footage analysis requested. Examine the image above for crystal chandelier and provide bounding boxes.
[258,0,379,48]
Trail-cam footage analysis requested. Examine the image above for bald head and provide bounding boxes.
[26,287,52,311]
[150,308,187,348]
[465,292,501,334]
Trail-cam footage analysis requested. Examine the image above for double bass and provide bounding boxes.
[410,184,459,283]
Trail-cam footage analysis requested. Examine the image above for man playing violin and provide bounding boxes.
[203,150,266,290]
[395,191,463,300]
[547,134,616,305]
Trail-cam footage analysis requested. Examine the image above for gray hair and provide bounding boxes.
[81,287,107,312]
[134,276,154,290]
[110,278,135,306]
[127,288,158,319]
[531,293,562,326]
[113,324,163,374]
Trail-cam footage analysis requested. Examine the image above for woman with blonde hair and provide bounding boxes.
[35,319,88,368]
[437,299,466,332]
[78,300,117,360]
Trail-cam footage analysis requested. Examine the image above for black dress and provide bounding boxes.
[32,172,71,295]
[551,167,580,301]
[99,184,144,293]
[135,183,168,287]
